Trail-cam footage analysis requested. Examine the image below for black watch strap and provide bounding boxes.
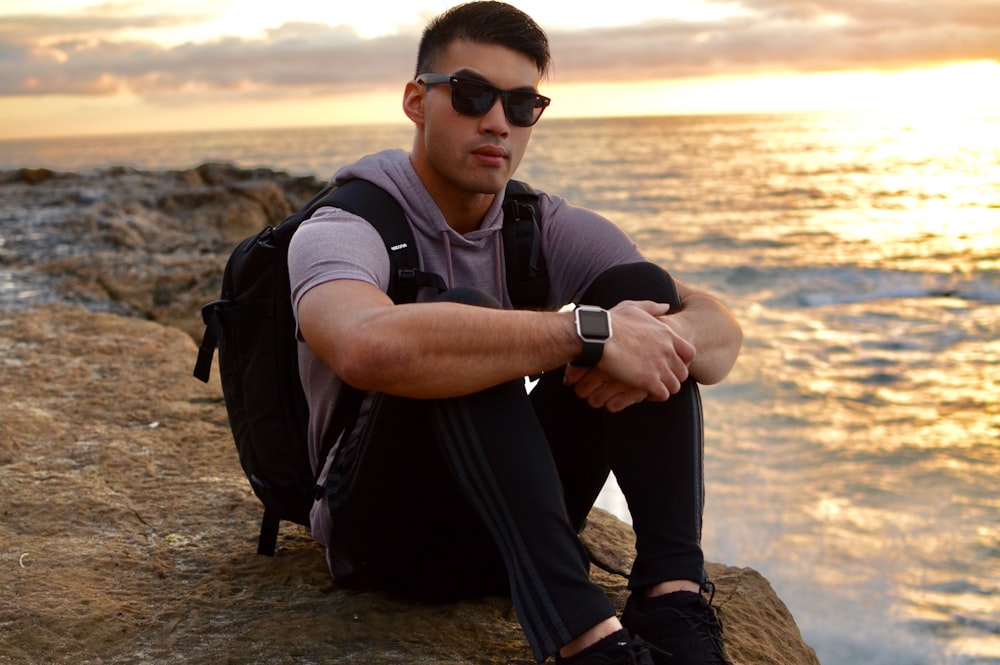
[572,305,611,368]
[574,340,605,367]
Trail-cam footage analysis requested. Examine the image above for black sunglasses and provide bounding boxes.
[416,74,551,127]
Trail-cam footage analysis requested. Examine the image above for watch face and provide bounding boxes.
[578,308,610,339]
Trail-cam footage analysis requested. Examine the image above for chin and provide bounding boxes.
[458,171,508,195]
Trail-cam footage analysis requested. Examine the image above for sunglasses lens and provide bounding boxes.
[506,93,543,127]
[451,79,497,116]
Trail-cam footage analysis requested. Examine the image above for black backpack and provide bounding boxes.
[194,178,548,556]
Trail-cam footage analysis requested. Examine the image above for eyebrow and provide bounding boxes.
[451,68,539,94]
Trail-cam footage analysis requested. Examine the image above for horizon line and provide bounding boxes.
[6,106,997,144]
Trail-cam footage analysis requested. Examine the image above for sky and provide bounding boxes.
[2,0,1000,140]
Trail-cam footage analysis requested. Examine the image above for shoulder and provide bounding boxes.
[534,190,634,244]
[291,206,385,252]
[288,206,391,295]
[331,149,410,187]
[527,188,643,305]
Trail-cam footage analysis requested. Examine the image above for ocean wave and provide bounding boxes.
[952,613,1000,637]
[725,266,1000,308]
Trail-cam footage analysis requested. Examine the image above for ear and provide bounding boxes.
[402,80,425,125]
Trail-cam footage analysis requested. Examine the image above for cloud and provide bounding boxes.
[0,3,214,41]
[548,0,1000,82]
[1,0,998,99]
[0,15,418,97]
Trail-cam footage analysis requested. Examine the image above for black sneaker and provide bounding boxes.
[620,584,733,665]
[555,630,660,665]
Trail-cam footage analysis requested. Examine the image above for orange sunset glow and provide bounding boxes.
[1,1,999,139]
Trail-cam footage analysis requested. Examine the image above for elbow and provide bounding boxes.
[333,327,408,391]
[296,286,413,391]
[693,324,743,386]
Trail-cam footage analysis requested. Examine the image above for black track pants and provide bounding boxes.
[327,262,707,662]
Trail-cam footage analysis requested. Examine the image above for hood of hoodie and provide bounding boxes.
[330,149,509,300]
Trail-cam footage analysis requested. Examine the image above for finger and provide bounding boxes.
[586,383,617,409]
[572,372,607,400]
[663,371,685,396]
[604,389,648,413]
[568,365,615,394]
[672,353,693,387]
[586,381,641,410]
[644,376,671,402]
[637,299,671,313]
[563,364,589,386]
[578,381,613,405]
[674,336,696,366]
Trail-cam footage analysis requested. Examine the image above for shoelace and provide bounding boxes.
[624,635,669,665]
[639,638,672,663]
[688,582,730,663]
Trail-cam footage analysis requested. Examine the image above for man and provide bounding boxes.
[288,2,742,664]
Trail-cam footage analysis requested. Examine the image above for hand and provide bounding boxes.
[563,365,648,412]
[565,300,695,409]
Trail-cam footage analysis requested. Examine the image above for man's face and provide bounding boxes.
[411,39,541,196]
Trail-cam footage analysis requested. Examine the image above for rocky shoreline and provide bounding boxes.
[0,165,820,664]
[1,164,323,340]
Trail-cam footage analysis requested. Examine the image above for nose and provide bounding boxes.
[478,94,510,136]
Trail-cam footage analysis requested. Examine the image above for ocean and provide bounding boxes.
[3,111,999,664]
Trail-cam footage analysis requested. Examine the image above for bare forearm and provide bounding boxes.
[302,289,578,398]
[667,292,742,385]
[347,303,577,395]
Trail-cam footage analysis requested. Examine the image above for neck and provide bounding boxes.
[436,192,495,235]
[409,149,497,235]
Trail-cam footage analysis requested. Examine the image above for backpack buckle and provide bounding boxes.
[200,299,230,325]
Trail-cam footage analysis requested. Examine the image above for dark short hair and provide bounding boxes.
[415,2,551,78]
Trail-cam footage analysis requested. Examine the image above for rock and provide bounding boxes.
[16,167,57,184]
[0,164,323,341]
[0,304,820,665]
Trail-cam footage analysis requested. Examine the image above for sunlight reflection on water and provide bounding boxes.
[580,111,1000,665]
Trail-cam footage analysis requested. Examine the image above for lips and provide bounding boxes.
[471,145,507,166]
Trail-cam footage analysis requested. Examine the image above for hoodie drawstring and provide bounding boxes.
[492,231,504,299]
[441,231,456,288]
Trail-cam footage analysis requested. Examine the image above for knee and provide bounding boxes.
[433,287,501,308]
[581,262,680,309]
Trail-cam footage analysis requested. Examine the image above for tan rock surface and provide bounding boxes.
[0,304,819,664]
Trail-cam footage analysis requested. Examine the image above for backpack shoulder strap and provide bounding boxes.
[502,179,549,310]
[320,179,446,302]
[303,179,447,502]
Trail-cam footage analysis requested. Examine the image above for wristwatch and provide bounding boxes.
[572,305,612,367]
